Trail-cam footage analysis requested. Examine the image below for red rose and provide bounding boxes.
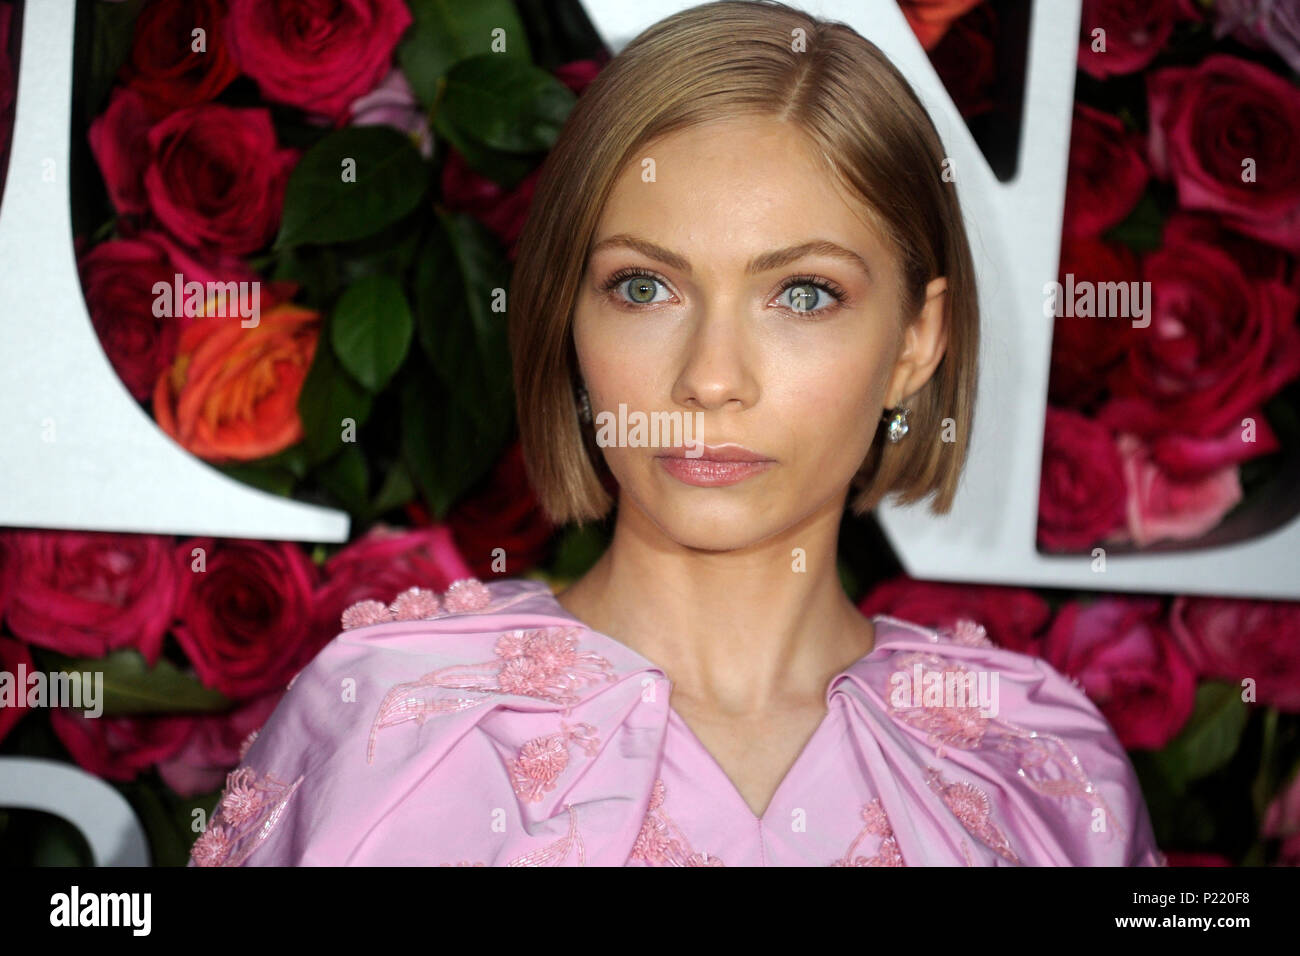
[1099,238,1300,437]
[78,231,255,399]
[1148,54,1300,253]
[174,539,317,699]
[310,524,473,650]
[1170,596,1300,712]
[2,530,179,664]
[856,574,1051,654]
[144,104,298,254]
[1063,105,1149,239]
[50,707,194,783]
[441,153,540,264]
[1043,597,1197,750]
[156,691,282,797]
[1163,212,1298,291]
[1078,0,1197,79]
[927,3,998,119]
[1037,407,1127,551]
[225,0,413,122]
[119,0,239,112]
[553,59,605,95]
[0,636,35,745]
[448,442,555,579]
[899,0,985,51]
[1049,237,1140,409]
[88,86,158,218]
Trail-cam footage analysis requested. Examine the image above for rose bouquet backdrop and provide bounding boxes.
[0,0,1297,865]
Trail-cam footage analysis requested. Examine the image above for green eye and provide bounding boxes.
[626,277,658,303]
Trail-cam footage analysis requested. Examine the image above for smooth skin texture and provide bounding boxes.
[557,115,949,818]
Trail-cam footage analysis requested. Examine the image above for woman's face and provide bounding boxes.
[573,115,947,551]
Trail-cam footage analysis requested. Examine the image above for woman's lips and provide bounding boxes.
[655,444,775,486]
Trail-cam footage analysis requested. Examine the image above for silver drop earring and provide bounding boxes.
[577,384,593,424]
[883,405,911,443]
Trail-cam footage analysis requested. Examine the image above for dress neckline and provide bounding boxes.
[522,581,930,825]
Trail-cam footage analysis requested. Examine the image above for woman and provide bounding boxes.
[190,0,1164,866]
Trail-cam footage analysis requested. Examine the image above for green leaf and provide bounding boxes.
[413,211,514,434]
[317,443,370,516]
[330,275,414,392]
[435,54,575,154]
[297,341,374,465]
[549,522,609,580]
[275,127,430,249]
[86,0,148,117]
[219,463,296,497]
[32,648,231,715]
[399,0,532,108]
[400,372,508,518]
[433,117,540,187]
[371,460,417,516]
[1151,682,1250,792]
[1103,191,1165,252]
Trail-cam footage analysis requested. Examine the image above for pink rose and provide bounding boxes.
[0,636,35,745]
[1215,0,1300,75]
[311,524,473,650]
[1114,432,1243,547]
[856,574,1052,654]
[1063,105,1148,239]
[174,539,317,699]
[1263,768,1300,842]
[1038,407,1128,552]
[348,68,432,159]
[144,104,298,255]
[1100,238,1300,438]
[225,0,413,122]
[50,708,194,783]
[1078,0,1198,79]
[156,691,282,797]
[2,530,179,665]
[1170,596,1300,712]
[1043,598,1197,750]
[1148,54,1300,253]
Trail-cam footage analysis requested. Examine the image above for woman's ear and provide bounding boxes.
[884,276,948,407]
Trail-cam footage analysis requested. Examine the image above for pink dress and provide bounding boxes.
[189,577,1166,866]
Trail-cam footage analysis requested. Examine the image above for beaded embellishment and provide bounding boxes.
[630,779,726,866]
[924,766,1020,864]
[886,650,1126,837]
[832,798,906,867]
[189,766,304,867]
[339,577,542,632]
[507,803,586,866]
[510,721,601,802]
[367,626,617,763]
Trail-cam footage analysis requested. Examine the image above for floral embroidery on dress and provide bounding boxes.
[189,766,304,867]
[629,779,726,866]
[510,721,601,802]
[507,803,586,866]
[924,766,1020,864]
[367,626,617,764]
[832,798,906,866]
[886,650,1126,838]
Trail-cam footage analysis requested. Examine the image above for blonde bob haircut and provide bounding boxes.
[509,0,979,525]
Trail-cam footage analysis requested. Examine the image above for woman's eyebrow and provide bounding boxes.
[588,234,871,280]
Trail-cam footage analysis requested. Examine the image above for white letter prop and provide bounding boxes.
[0,1,347,542]
[583,0,1298,600]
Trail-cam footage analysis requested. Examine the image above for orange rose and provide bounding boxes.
[899,0,984,50]
[153,303,319,462]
